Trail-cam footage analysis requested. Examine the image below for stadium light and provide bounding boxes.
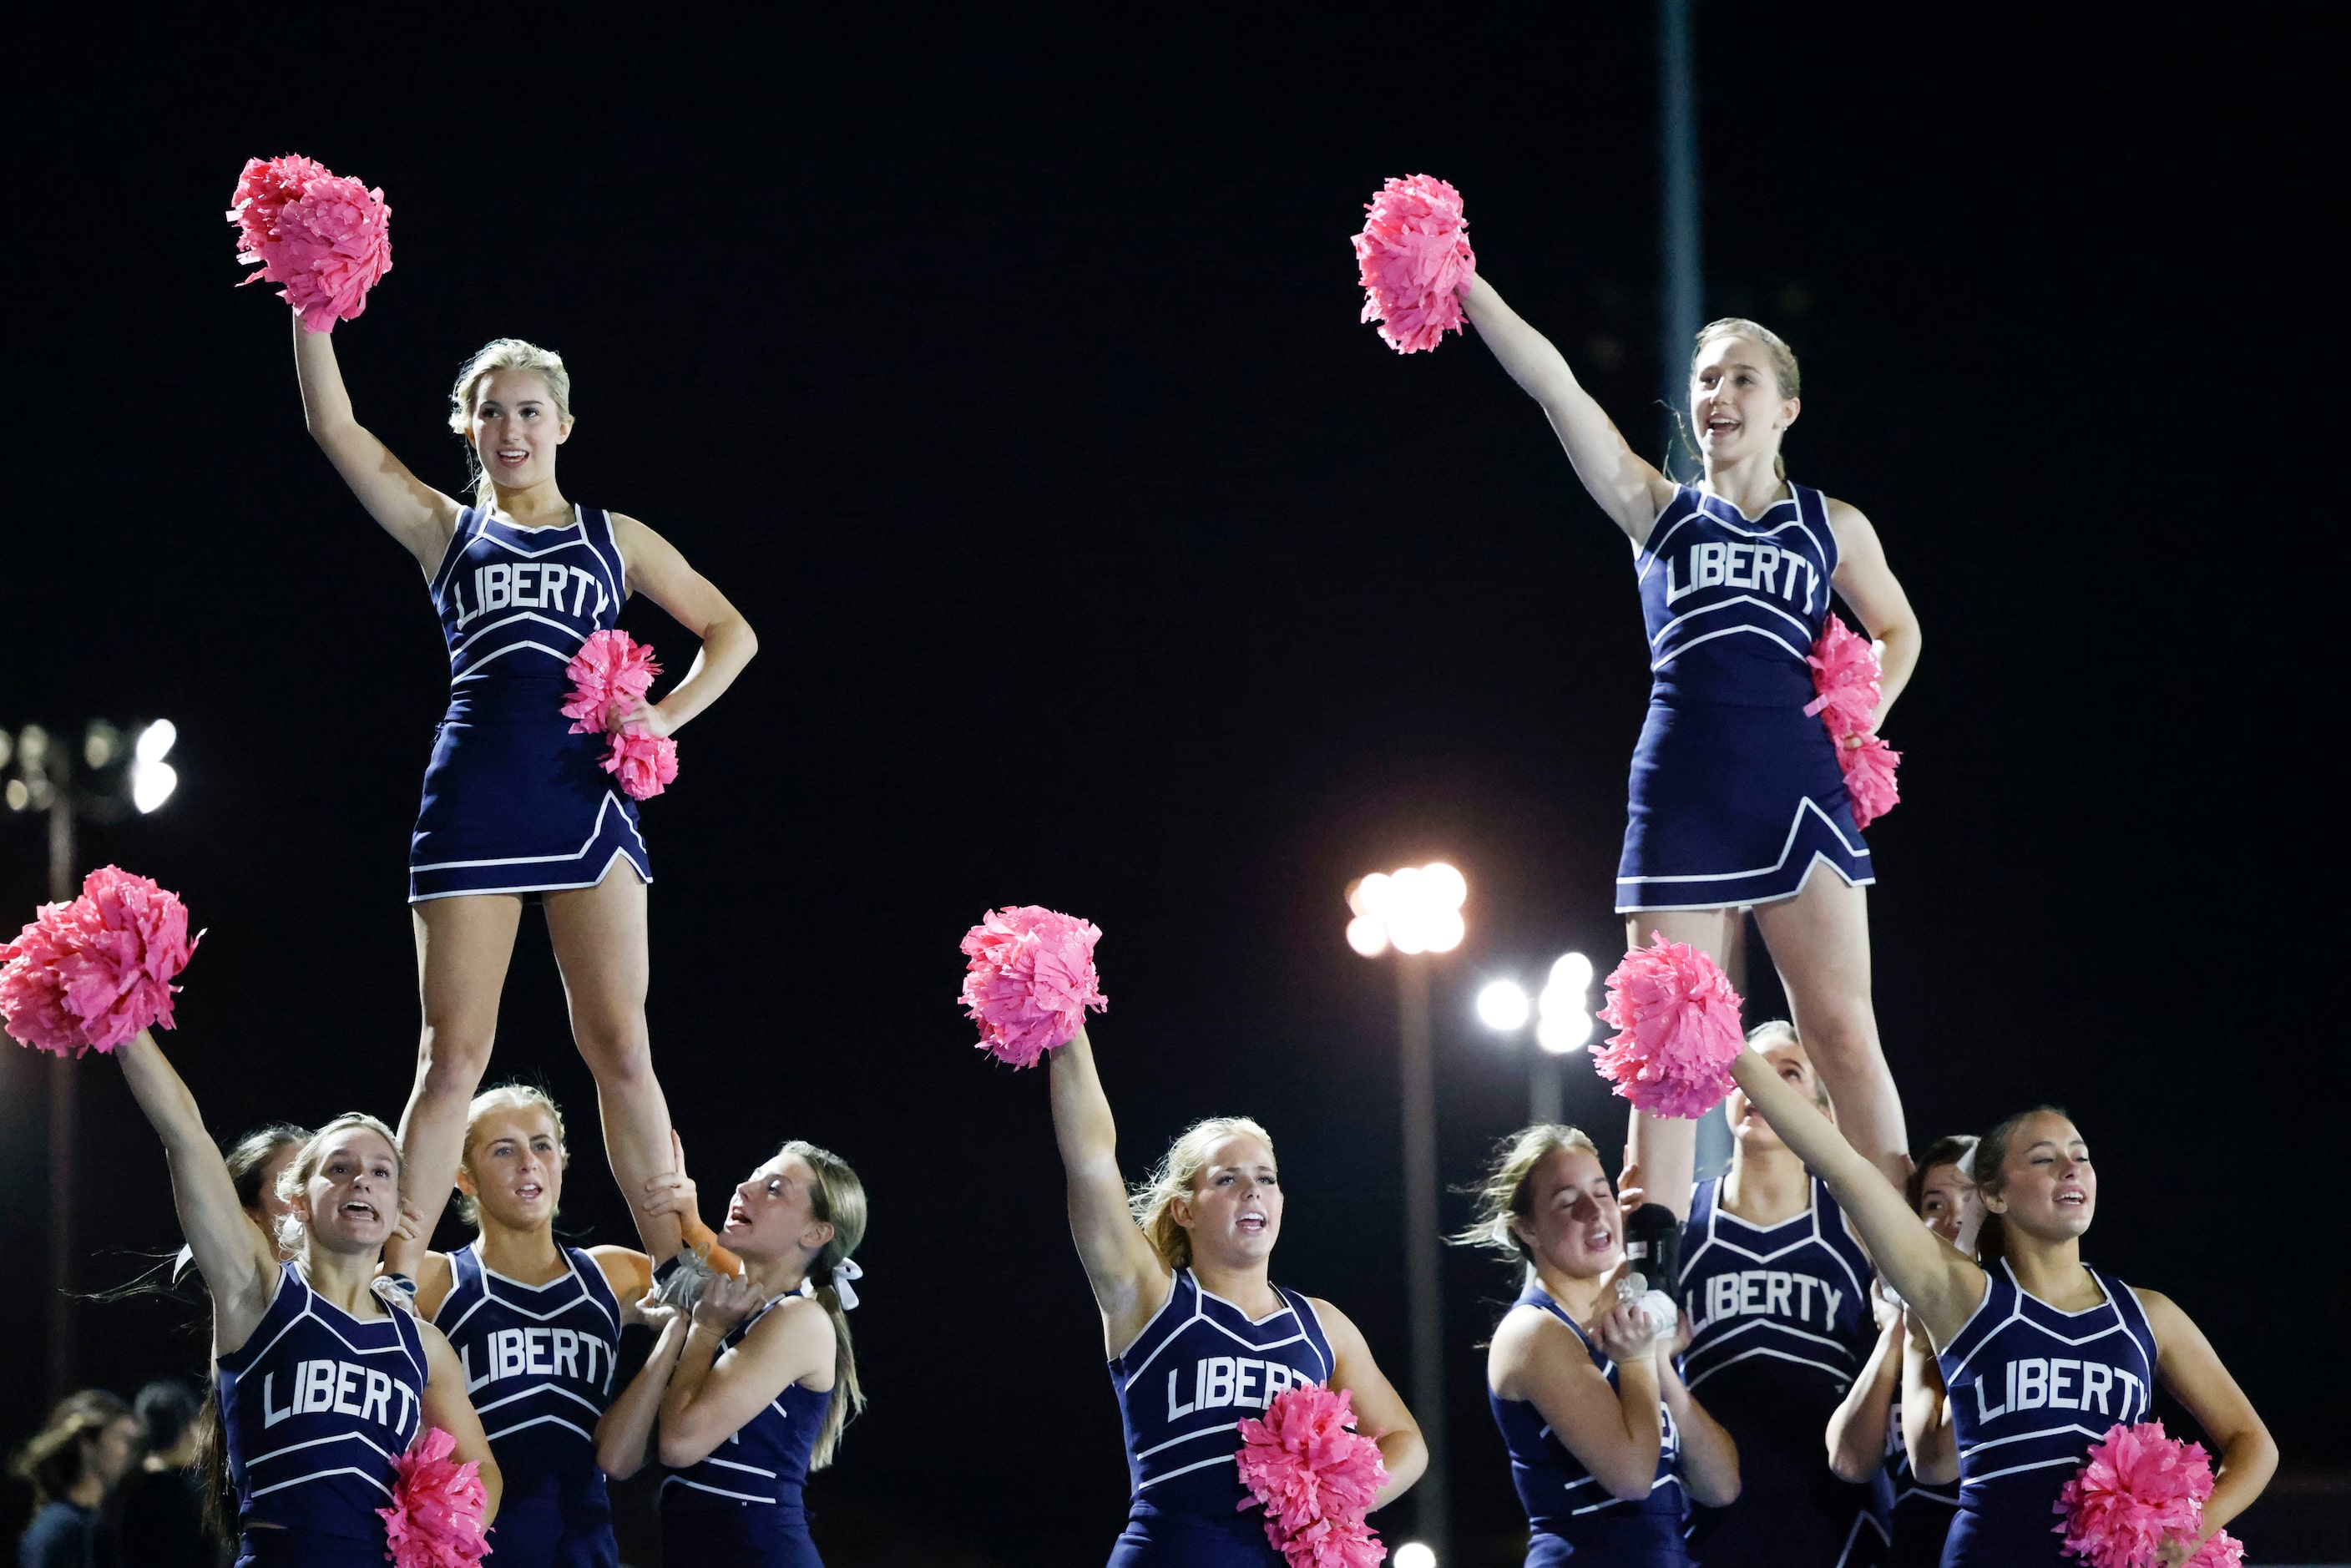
[1395,1545,1438,1568]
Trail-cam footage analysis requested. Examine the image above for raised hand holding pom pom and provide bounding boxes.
[1233,1384,1388,1568]
[1352,174,1476,355]
[1591,934,1745,1119]
[228,154,393,332]
[2053,1419,2216,1568]
[1,867,200,1057]
[1805,614,1903,828]
[377,1426,489,1568]
[958,906,1108,1069]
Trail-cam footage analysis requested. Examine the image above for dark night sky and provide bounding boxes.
[3,12,2338,1565]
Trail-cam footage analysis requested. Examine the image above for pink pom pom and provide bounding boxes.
[563,630,662,736]
[2053,1419,2216,1568]
[1805,614,1903,829]
[601,730,680,801]
[2183,1533,2245,1568]
[1,868,200,1057]
[377,1426,488,1568]
[1234,1384,1388,1568]
[1352,174,1476,355]
[958,907,1108,1069]
[1592,933,1745,1119]
[228,154,392,333]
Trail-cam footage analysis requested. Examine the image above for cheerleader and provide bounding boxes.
[1047,1026,1427,1565]
[289,314,757,1268]
[404,1089,720,1568]
[109,1028,500,1565]
[1461,1125,1739,1565]
[1463,276,1919,1183]
[1823,1140,1980,1568]
[596,1141,867,1568]
[1720,1050,2277,1565]
[1620,1024,1889,1565]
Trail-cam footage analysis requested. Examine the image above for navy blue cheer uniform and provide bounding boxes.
[1107,1270,1340,1566]
[1934,1262,2158,1567]
[412,504,651,903]
[215,1262,427,1567]
[432,1242,622,1568]
[1619,483,1871,913]
[1490,1283,1690,1565]
[1883,1412,1960,1568]
[661,1298,831,1568]
[1678,1176,1891,1566]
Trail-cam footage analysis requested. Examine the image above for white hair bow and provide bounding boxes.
[801,1257,862,1312]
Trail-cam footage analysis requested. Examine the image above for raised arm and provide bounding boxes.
[415,1323,502,1525]
[595,1302,686,1480]
[1459,275,1680,544]
[1313,1298,1427,1510]
[114,1030,280,1352]
[1823,499,1921,723]
[607,518,757,737]
[1899,1316,1958,1485]
[1827,1304,1903,1482]
[291,313,462,571]
[2136,1290,2275,1560]
[1621,1109,1698,1226]
[1047,1027,1173,1351]
[1656,1315,1739,1506]
[1724,1050,1984,1344]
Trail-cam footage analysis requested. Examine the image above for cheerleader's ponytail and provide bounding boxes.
[775,1140,868,1471]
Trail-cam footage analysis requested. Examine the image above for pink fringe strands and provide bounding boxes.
[958,906,1108,1069]
[1,867,200,1057]
[227,154,392,332]
[377,1427,489,1568]
[2185,1535,2247,1568]
[1592,934,1745,1119]
[1233,1384,1388,1568]
[1805,614,1903,829]
[2053,1419,2217,1568]
[563,630,677,801]
[1352,175,1476,354]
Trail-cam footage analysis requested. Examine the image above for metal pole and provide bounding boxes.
[1394,957,1448,1557]
[1658,0,1703,478]
[1529,1049,1565,1127]
[47,776,76,1405]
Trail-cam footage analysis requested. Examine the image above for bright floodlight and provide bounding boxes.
[1394,1545,1438,1568]
[1537,1010,1593,1055]
[1345,915,1390,958]
[135,719,177,763]
[1476,979,1530,1032]
[1349,862,1466,959]
[131,760,179,814]
[1421,862,1467,911]
[1550,950,1593,996]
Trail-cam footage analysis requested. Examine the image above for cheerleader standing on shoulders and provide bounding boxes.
[1823,1139,1980,1568]
[1620,1024,1890,1566]
[1048,1025,1427,1565]
[289,315,757,1271]
[1464,277,1919,1186]
[1460,1124,1739,1566]
[597,1141,867,1568]
[109,1029,500,1565]
[1721,1049,2275,1565]
[405,1090,723,1568]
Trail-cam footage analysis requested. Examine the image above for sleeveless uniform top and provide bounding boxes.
[1636,484,1838,709]
[1677,1176,1891,1565]
[409,504,650,902]
[1883,1419,1960,1568]
[215,1262,427,1545]
[661,1299,830,1515]
[1109,1270,1337,1532]
[1934,1262,2158,1566]
[432,1241,621,1545]
[1489,1284,1689,1565]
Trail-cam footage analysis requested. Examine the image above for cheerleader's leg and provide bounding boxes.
[1751,869,1909,1187]
[542,865,681,1260]
[393,893,524,1272]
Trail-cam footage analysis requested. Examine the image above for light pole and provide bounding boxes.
[1657,0,1703,479]
[5,717,180,1403]
[1474,952,1595,1125]
[1345,862,1466,1566]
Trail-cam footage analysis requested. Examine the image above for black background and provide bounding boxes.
[3,11,2340,1565]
